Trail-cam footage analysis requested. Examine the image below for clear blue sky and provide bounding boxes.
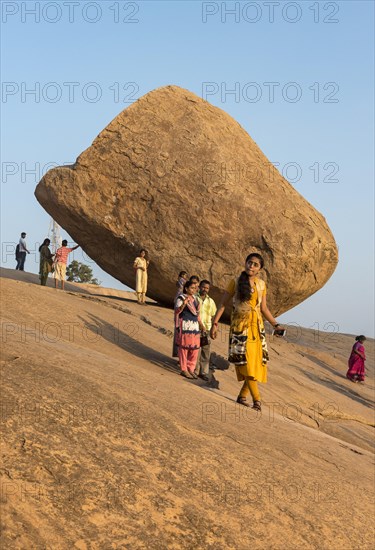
[1,0,374,337]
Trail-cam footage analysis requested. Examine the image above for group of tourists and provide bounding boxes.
[18,236,369,400]
[171,254,288,410]
[173,274,217,383]
[133,249,286,409]
[171,254,369,409]
[38,238,79,289]
[15,233,79,290]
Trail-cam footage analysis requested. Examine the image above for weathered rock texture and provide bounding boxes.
[35,85,338,315]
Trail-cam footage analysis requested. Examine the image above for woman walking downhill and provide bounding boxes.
[175,280,204,379]
[347,335,366,383]
[39,239,54,286]
[211,253,284,411]
[133,249,149,304]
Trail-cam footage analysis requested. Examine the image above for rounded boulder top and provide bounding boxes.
[35,85,338,315]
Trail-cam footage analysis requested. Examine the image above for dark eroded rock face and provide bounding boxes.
[35,85,338,315]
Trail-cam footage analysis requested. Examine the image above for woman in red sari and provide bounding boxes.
[346,335,366,383]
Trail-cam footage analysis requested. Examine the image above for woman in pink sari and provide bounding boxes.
[346,335,366,383]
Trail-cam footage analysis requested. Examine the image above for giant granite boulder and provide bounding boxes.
[35,85,338,316]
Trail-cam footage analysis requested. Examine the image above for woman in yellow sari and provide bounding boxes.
[211,253,284,411]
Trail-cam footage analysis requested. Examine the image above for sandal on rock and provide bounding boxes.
[190,372,198,379]
[252,400,262,411]
[180,371,193,379]
[236,396,250,407]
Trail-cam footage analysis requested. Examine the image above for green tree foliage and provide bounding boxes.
[66,260,101,285]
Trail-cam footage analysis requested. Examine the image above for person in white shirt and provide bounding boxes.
[16,232,30,271]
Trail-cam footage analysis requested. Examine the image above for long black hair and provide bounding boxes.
[38,238,51,252]
[237,253,264,303]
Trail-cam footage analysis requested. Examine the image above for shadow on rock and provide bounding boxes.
[210,352,230,371]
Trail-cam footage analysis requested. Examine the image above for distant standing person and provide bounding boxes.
[16,232,30,271]
[133,249,149,304]
[211,253,284,411]
[347,335,366,383]
[189,275,200,285]
[194,280,217,381]
[54,240,79,290]
[173,271,188,360]
[175,271,188,303]
[39,239,54,286]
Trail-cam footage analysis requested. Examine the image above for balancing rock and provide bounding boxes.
[35,85,338,316]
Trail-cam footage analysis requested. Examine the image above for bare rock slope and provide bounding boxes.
[1,271,374,549]
[35,85,337,314]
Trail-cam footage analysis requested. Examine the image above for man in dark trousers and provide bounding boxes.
[16,232,30,271]
[194,280,217,381]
